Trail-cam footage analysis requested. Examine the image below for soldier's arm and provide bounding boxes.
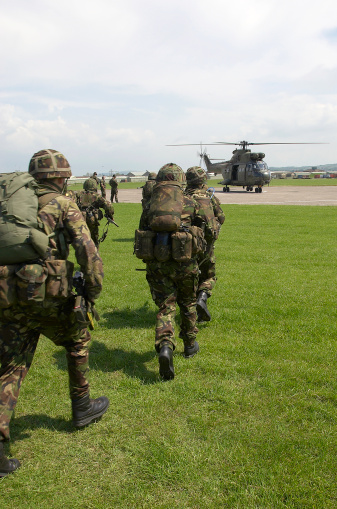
[212,196,225,225]
[64,201,104,302]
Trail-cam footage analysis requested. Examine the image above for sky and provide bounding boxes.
[1,0,337,175]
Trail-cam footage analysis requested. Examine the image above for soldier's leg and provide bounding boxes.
[197,249,216,322]
[198,252,216,296]
[0,321,39,442]
[115,190,118,203]
[146,268,177,351]
[146,266,176,380]
[176,270,199,356]
[44,307,109,427]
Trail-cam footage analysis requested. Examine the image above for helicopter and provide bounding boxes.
[167,140,326,193]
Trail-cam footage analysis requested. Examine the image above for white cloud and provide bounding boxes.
[0,0,336,172]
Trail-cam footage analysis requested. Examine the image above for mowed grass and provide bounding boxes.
[2,203,337,508]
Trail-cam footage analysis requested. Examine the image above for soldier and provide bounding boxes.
[78,177,115,248]
[141,172,157,210]
[185,166,225,322]
[137,163,207,381]
[0,149,109,477]
[100,175,106,199]
[92,171,100,184]
[109,174,119,203]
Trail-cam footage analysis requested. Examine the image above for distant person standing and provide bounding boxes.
[109,174,119,203]
[100,176,106,199]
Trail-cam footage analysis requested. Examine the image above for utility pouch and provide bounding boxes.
[98,209,103,221]
[15,263,48,303]
[189,226,207,256]
[45,260,74,298]
[171,231,193,262]
[0,265,17,308]
[154,232,171,262]
[134,229,156,261]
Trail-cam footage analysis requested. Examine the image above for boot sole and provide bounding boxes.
[73,400,110,428]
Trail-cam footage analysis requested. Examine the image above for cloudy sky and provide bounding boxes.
[1,0,337,174]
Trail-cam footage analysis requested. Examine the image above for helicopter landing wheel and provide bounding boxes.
[255,187,258,193]
[259,187,262,193]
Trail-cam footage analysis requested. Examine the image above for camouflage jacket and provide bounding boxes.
[109,177,118,190]
[77,190,114,220]
[37,182,104,302]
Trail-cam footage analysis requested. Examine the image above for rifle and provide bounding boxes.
[72,271,100,330]
[98,216,119,245]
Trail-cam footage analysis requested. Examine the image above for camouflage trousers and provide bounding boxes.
[146,259,199,351]
[198,244,217,296]
[0,298,91,442]
[110,190,118,203]
[87,221,100,248]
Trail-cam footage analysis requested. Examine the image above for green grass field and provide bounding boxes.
[2,202,337,508]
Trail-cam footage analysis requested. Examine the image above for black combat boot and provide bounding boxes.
[158,345,175,380]
[183,340,200,359]
[196,291,211,322]
[72,394,110,428]
[0,441,20,477]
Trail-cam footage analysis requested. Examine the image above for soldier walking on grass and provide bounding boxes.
[185,167,225,322]
[0,149,109,477]
[136,164,207,380]
[78,177,115,248]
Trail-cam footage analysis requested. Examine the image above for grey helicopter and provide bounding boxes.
[167,140,325,193]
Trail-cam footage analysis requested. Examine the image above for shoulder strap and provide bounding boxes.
[38,192,60,210]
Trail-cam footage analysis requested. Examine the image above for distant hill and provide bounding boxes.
[269,163,337,172]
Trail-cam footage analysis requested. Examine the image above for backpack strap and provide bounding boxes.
[38,192,60,210]
[37,192,67,258]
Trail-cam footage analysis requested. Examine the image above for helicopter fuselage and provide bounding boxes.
[203,153,271,192]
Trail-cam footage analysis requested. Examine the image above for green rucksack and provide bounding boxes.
[148,181,184,232]
[0,172,50,264]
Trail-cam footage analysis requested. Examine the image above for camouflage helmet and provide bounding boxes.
[148,172,157,180]
[83,177,98,192]
[156,163,186,184]
[186,166,207,186]
[28,149,72,179]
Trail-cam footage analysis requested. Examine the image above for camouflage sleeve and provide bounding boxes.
[97,196,114,219]
[63,199,104,302]
[212,196,225,225]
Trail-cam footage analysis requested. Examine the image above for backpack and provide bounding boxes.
[0,172,50,264]
[148,181,184,232]
[191,191,219,241]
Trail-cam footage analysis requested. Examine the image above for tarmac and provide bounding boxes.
[116,185,337,206]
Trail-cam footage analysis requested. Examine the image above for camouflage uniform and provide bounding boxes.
[92,172,100,185]
[138,164,207,379]
[78,178,114,248]
[141,172,157,210]
[0,149,108,476]
[100,176,106,199]
[109,175,119,203]
[185,167,225,321]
